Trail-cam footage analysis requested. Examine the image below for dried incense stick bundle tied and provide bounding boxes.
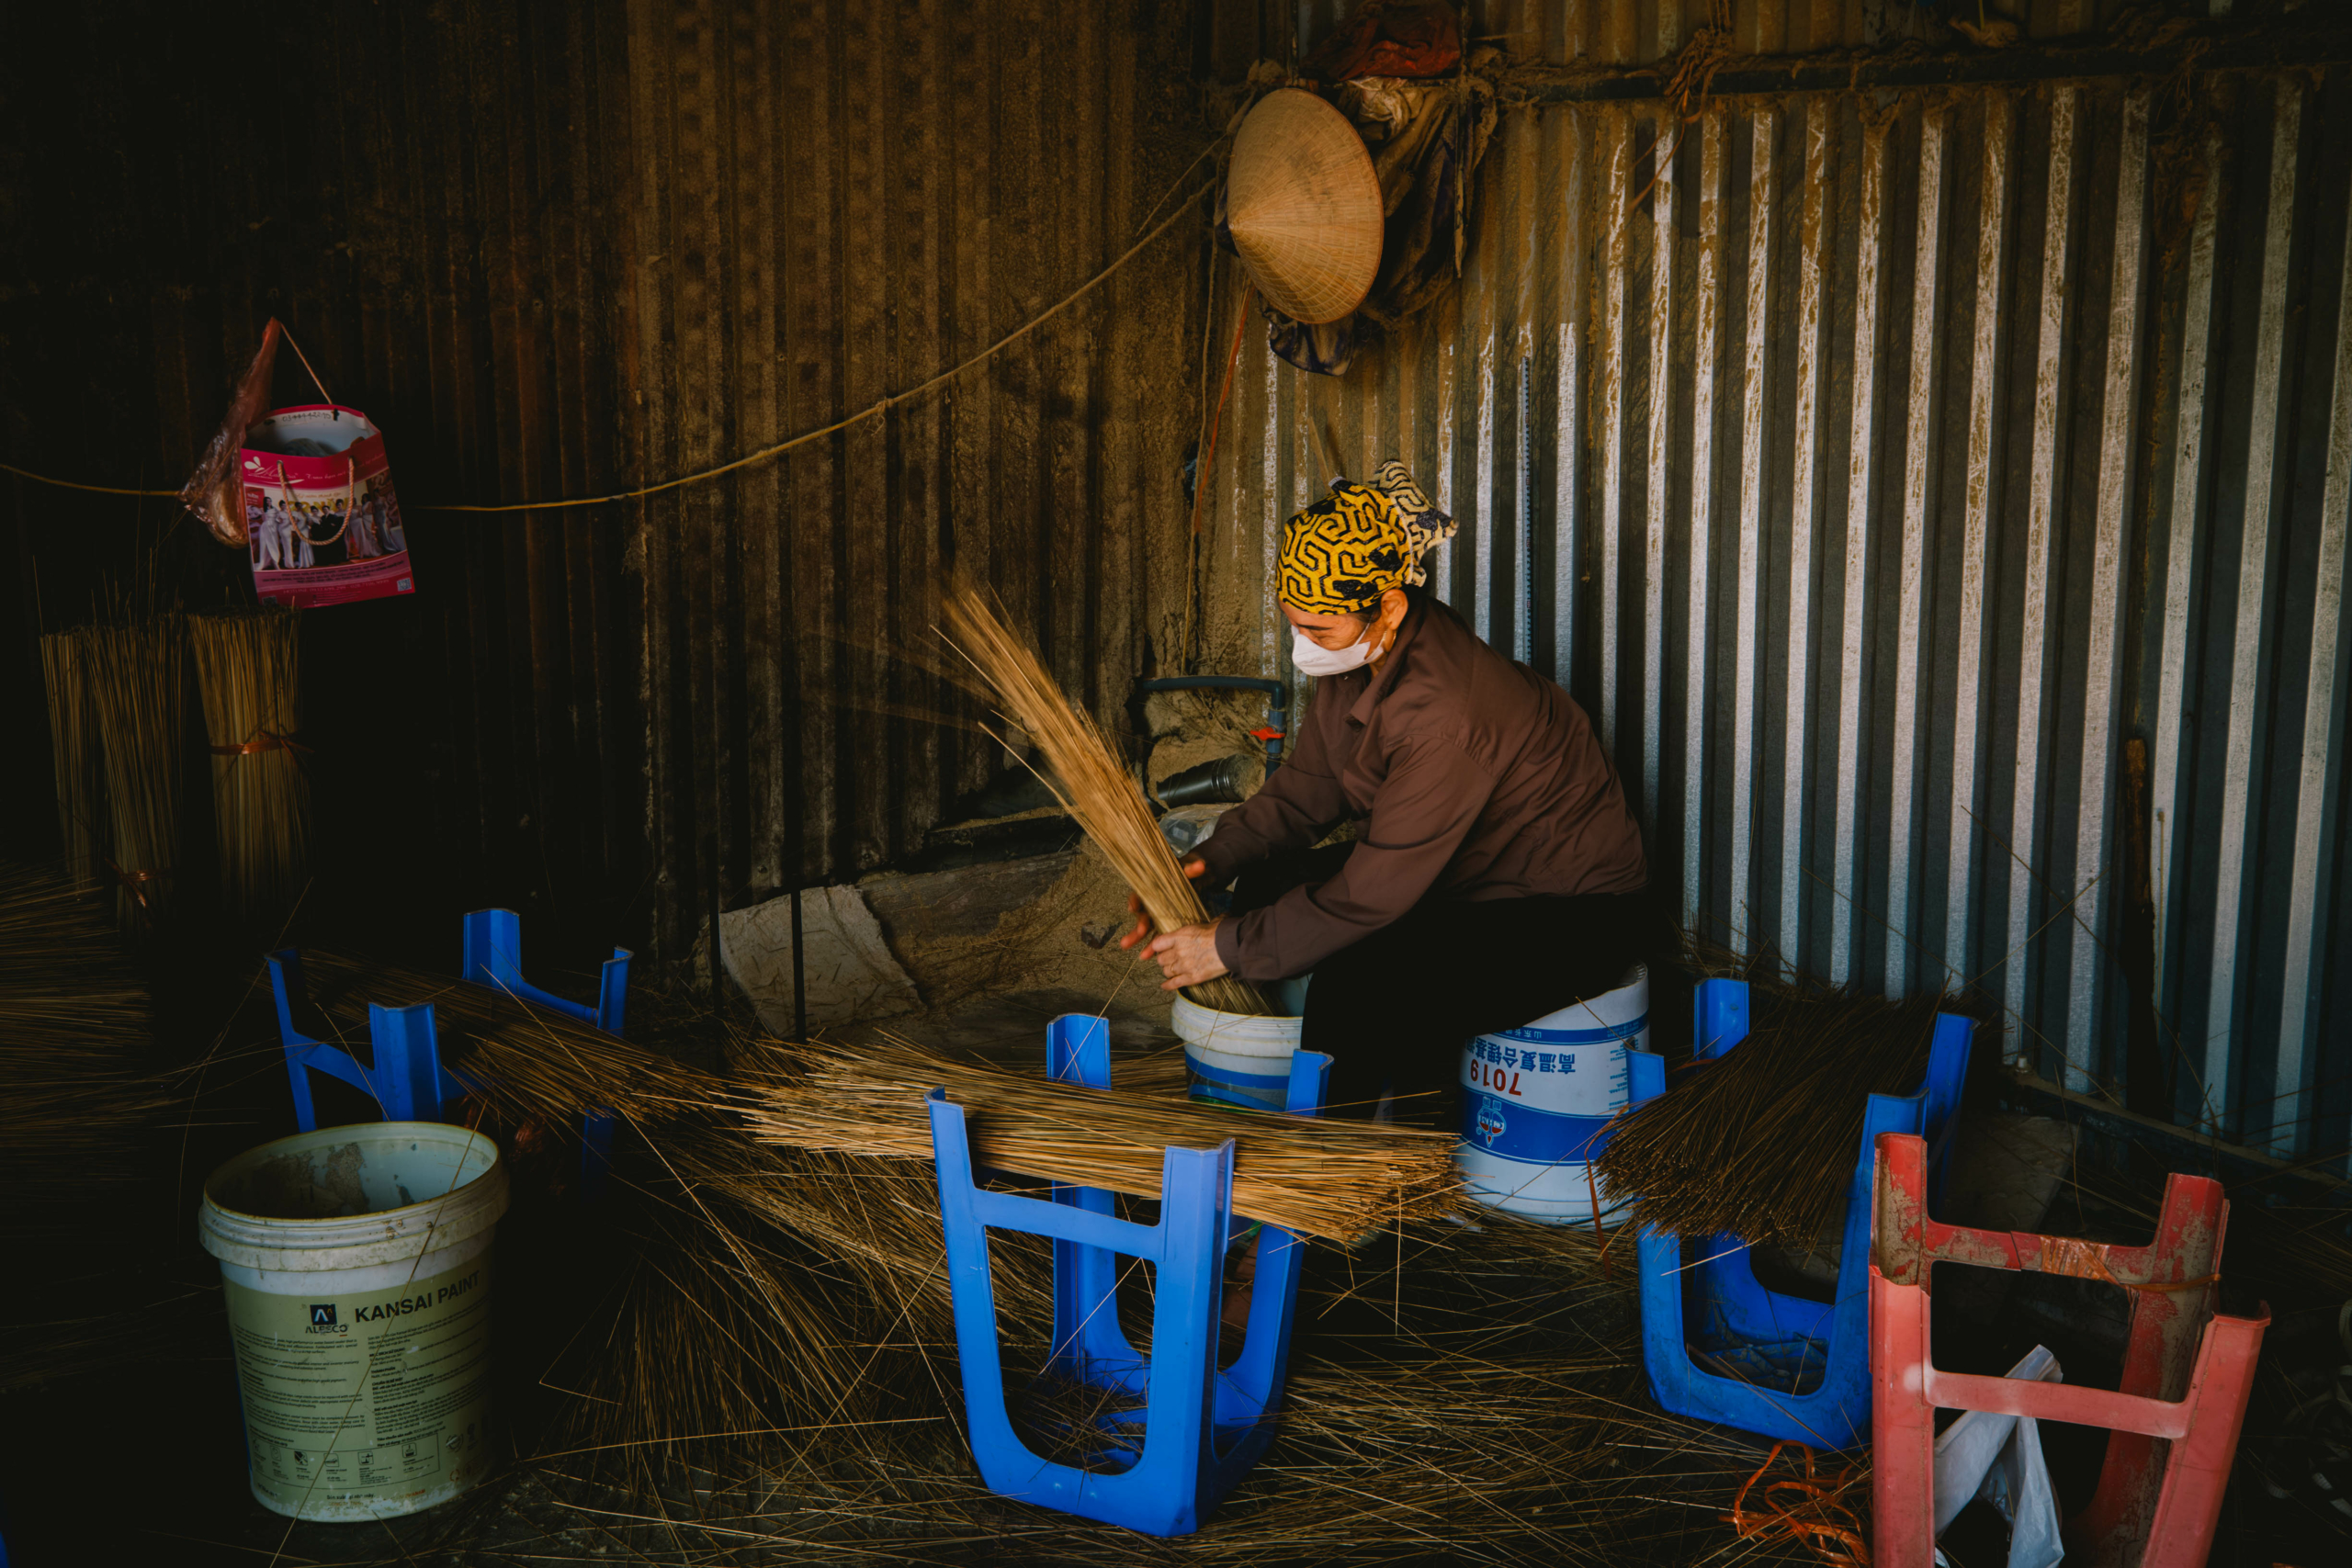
[39,633,105,895]
[191,610,309,916]
[83,615,187,931]
[1595,985,1951,1250]
[940,584,1271,1017]
[741,1038,1461,1246]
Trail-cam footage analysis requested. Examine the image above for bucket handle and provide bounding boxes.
[277,457,356,547]
[279,321,336,412]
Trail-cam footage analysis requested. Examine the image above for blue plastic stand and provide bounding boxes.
[1630,977,1972,1450]
[461,908,630,1036]
[928,1013,1330,1536]
[267,908,632,1197]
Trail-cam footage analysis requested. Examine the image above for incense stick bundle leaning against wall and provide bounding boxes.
[39,631,105,894]
[82,614,187,931]
[190,609,308,916]
[941,583,1268,1016]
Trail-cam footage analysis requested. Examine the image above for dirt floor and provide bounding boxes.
[5,851,2348,1567]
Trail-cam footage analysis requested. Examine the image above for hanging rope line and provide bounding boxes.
[0,463,179,497]
[0,159,1221,519]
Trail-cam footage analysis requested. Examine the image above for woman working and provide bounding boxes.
[1125,461,1658,1123]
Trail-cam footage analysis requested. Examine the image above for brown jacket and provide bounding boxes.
[1196,598,1646,981]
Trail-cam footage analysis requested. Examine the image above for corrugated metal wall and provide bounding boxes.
[1,1,1214,964]
[1210,57,2352,1162]
[617,1,1210,961]
[1290,0,2151,67]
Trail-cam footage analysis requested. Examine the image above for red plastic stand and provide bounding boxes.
[1869,1131,2268,1568]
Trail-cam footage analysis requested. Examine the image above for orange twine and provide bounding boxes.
[1724,1440,1872,1567]
[103,859,169,924]
[2039,1235,2219,1294]
[210,728,310,759]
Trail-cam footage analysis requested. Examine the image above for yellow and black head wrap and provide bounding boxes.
[1277,460,1457,615]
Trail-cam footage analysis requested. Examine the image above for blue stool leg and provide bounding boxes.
[267,950,322,1133]
[1215,1050,1330,1425]
[1694,977,1748,1056]
[366,1003,446,1123]
[596,948,632,1035]
[1044,1016,1146,1389]
[578,1110,617,1200]
[1127,1138,1235,1533]
[463,908,629,1201]
[461,908,525,993]
[932,1092,1031,1472]
[585,949,631,1192]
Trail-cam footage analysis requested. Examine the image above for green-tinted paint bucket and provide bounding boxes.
[198,1122,509,1521]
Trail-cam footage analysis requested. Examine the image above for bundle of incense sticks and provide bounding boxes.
[941,583,1271,1017]
[82,615,186,931]
[190,610,308,915]
[38,632,104,894]
[1595,984,1948,1249]
[739,1036,1461,1246]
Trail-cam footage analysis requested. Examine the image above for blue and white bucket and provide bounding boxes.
[1171,976,1310,1111]
[1453,964,1647,1225]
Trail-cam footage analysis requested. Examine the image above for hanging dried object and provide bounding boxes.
[179,319,283,548]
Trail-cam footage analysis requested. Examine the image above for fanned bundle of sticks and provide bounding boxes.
[295,949,710,1128]
[1594,984,1951,1249]
[274,950,990,1468]
[740,1037,1461,1245]
[940,583,1270,1017]
[190,609,308,915]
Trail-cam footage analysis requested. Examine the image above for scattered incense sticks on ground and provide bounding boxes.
[738,1036,1461,1245]
[0,860,182,1393]
[940,583,1270,1018]
[1595,985,1952,1250]
[190,609,308,916]
[0,861,164,1231]
[38,632,104,895]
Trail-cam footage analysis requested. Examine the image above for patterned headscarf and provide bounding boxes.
[1278,460,1457,615]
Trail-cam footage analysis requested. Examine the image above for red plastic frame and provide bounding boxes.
[1869,1131,2268,1568]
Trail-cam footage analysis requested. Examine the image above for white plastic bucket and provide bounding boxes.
[1172,976,1308,1111]
[1453,964,1647,1225]
[198,1122,510,1521]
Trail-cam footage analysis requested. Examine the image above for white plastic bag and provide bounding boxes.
[1933,1345,2066,1568]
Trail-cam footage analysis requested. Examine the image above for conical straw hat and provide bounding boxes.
[1226,88,1383,325]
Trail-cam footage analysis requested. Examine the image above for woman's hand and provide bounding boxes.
[1144,919,1229,991]
[1120,855,1208,952]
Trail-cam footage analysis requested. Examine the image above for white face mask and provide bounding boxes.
[1290,623,1375,678]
